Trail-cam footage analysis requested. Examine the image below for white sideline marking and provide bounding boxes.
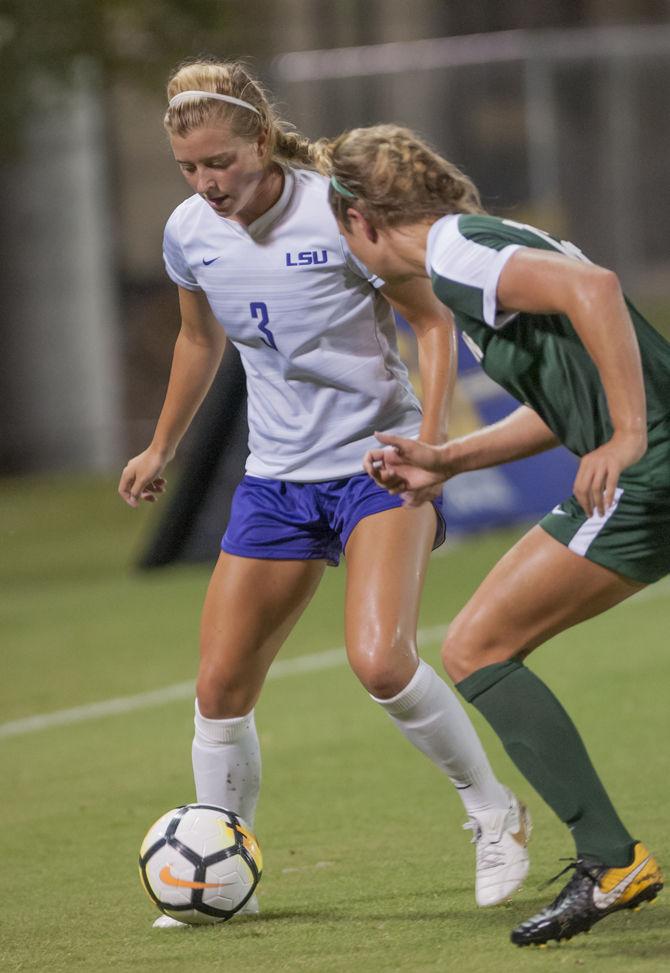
[0,623,450,741]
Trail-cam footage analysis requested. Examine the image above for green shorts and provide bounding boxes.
[540,428,670,584]
[540,489,670,583]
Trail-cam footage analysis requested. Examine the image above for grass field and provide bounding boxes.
[1,474,669,973]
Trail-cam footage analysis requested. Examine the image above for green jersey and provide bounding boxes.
[427,214,670,459]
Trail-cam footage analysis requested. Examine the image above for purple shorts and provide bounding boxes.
[221,473,446,566]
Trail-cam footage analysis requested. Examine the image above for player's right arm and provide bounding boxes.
[365,406,559,505]
[496,248,647,515]
[118,287,226,508]
[429,404,560,473]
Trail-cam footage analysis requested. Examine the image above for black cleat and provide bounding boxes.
[511,841,663,947]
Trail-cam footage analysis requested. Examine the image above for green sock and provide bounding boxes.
[456,660,634,866]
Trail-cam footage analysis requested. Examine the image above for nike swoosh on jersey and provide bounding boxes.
[202,256,221,266]
[551,504,568,515]
[591,856,651,910]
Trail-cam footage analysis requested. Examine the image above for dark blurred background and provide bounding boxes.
[1,0,669,476]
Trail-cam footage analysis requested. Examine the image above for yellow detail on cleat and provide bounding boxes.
[592,842,663,911]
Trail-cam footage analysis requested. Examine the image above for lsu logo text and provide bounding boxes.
[285,249,328,266]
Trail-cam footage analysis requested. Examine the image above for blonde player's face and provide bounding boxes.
[170,123,274,224]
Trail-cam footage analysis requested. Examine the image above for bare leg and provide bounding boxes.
[192,553,324,823]
[344,505,510,813]
[344,505,531,905]
[444,526,645,864]
[197,552,325,717]
[443,526,643,681]
[154,554,325,930]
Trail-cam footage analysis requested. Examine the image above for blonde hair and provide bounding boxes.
[164,58,316,167]
[311,124,484,228]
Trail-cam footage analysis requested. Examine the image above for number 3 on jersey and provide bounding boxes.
[250,301,278,351]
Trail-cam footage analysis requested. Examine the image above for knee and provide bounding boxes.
[196,661,257,719]
[348,635,418,699]
[440,616,504,684]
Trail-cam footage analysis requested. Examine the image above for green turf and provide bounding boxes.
[1,475,668,972]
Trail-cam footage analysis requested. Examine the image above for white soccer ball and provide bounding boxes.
[139,804,262,924]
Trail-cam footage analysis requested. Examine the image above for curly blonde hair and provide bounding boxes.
[310,124,484,228]
[164,58,316,167]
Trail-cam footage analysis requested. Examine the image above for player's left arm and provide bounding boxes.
[496,248,648,516]
[381,276,457,446]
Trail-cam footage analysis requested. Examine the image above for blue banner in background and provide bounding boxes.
[395,323,579,535]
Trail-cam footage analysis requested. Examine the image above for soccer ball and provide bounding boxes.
[139,804,262,924]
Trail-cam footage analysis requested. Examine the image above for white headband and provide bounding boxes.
[168,90,261,115]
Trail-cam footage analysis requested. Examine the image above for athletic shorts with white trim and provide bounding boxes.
[539,422,670,584]
[222,472,447,567]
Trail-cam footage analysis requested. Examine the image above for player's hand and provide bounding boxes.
[363,445,408,491]
[118,447,170,508]
[573,429,647,517]
[363,432,450,507]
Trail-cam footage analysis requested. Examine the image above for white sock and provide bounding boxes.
[191,700,261,828]
[371,660,508,817]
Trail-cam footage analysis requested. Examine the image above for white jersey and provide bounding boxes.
[163,167,421,480]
